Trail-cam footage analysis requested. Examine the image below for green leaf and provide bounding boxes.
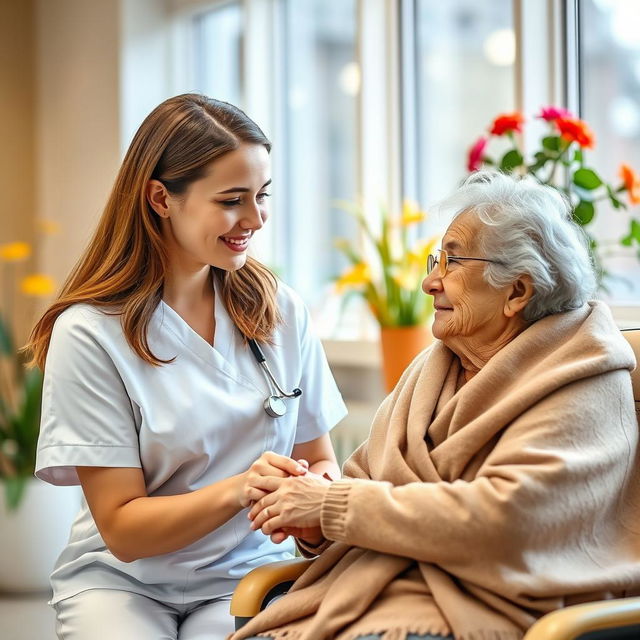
[4,475,28,511]
[609,195,624,210]
[573,200,595,225]
[21,368,43,448]
[606,185,627,211]
[528,151,548,173]
[621,219,640,247]
[0,314,14,356]
[542,136,561,152]
[573,168,603,190]
[573,149,583,165]
[500,149,523,172]
[335,241,363,265]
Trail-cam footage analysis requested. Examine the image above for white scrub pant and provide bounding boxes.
[53,589,234,639]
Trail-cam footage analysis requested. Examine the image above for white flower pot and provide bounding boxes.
[0,478,81,593]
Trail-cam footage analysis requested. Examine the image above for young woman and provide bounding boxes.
[29,94,346,639]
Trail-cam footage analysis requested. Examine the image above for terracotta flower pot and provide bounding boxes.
[380,325,433,393]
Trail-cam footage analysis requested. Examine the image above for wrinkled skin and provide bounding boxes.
[422,212,533,381]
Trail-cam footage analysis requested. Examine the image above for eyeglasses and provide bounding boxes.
[426,249,503,278]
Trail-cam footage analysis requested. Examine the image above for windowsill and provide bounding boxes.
[322,338,381,368]
[610,305,640,329]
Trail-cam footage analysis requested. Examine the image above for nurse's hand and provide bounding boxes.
[237,452,309,508]
[247,472,330,535]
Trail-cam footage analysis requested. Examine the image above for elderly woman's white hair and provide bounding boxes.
[440,170,597,323]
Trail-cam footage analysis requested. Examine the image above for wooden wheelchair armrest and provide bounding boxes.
[523,597,640,640]
[230,557,314,618]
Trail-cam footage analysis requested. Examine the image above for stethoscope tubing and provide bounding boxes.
[248,339,301,398]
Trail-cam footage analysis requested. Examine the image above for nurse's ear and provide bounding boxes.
[146,179,172,219]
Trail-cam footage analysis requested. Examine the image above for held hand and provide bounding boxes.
[247,472,331,535]
[269,525,324,545]
[237,452,309,508]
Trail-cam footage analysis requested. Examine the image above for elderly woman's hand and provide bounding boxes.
[247,472,331,537]
[238,452,309,508]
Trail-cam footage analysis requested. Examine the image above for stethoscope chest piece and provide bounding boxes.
[264,395,287,418]
[248,338,303,419]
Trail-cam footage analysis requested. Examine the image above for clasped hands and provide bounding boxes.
[240,452,331,545]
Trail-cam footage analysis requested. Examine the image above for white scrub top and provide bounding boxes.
[35,277,347,605]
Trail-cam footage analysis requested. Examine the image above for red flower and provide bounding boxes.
[490,112,524,136]
[619,164,640,205]
[467,136,488,172]
[556,117,595,148]
[537,106,573,122]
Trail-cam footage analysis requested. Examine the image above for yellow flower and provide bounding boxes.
[407,236,439,267]
[401,199,427,226]
[391,267,417,290]
[37,219,61,235]
[0,242,31,262]
[20,274,56,297]
[335,262,371,292]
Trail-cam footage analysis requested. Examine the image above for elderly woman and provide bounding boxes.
[233,171,640,640]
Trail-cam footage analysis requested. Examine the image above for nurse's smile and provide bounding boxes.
[221,233,251,252]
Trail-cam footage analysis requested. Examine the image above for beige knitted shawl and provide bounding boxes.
[231,301,640,640]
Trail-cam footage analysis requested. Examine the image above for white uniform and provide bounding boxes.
[35,278,347,611]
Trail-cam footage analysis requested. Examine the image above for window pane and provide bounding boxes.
[580,0,640,304]
[194,3,243,105]
[414,0,515,205]
[274,0,358,309]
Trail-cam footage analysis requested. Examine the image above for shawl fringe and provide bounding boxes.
[248,627,523,640]
[457,633,523,640]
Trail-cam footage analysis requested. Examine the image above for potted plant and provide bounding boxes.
[466,107,640,288]
[333,201,437,392]
[0,239,80,593]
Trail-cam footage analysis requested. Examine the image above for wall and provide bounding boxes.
[0,0,36,246]
[120,0,173,152]
[0,0,36,340]
[35,0,122,285]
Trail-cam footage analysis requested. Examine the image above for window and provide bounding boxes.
[176,0,639,331]
[579,0,640,305]
[412,0,515,207]
[272,0,358,309]
[192,2,243,106]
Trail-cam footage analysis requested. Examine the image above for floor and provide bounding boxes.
[0,592,56,639]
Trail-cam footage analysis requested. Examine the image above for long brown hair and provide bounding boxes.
[27,94,280,369]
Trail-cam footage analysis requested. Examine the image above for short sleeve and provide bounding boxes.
[35,307,141,486]
[292,299,347,444]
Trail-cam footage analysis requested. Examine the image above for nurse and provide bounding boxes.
[27,94,347,639]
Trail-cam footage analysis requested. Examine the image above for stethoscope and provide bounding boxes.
[248,339,302,418]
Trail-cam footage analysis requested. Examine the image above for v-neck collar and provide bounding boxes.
[155,272,237,367]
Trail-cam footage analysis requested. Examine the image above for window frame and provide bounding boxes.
[160,0,640,356]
